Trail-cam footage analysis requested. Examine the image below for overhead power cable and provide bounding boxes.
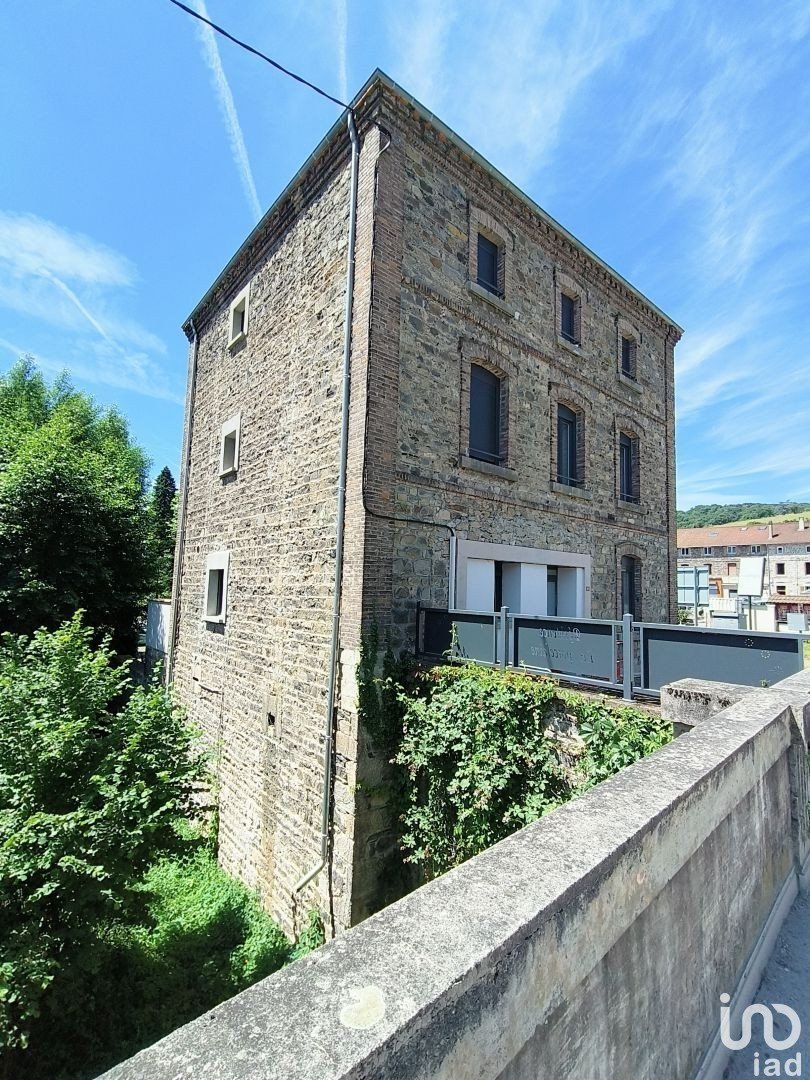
[166,0,351,111]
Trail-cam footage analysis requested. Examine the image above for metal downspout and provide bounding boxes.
[294,109,360,897]
[166,320,199,683]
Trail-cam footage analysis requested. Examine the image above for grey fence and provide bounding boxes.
[415,604,804,701]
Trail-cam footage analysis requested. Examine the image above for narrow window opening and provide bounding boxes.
[621,555,641,619]
[206,568,224,620]
[222,430,237,473]
[560,293,578,343]
[621,336,636,379]
[619,433,638,503]
[477,234,500,296]
[557,404,580,486]
[469,364,502,464]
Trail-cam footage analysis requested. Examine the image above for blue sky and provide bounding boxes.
[1,1,809,508]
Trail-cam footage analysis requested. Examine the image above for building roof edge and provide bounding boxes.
[182,67,683,337]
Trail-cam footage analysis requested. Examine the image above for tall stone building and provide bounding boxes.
[169,70,681,934]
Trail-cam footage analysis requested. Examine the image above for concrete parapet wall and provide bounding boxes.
[660,677,753,733]
[105,675,810,1080]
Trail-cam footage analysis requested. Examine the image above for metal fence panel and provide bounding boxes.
[512,615,617,683]
[419,606,804,702]
[421,608,497,664]
[640,623,803,691]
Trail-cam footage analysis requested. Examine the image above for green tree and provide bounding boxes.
[149,465,177,597]
[676,501,810,528]
[0,615,204,1055]
[0,358,152,651]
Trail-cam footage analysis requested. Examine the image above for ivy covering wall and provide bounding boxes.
[358,650,672,882]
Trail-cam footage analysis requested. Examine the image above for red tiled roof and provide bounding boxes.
[677,520,810,546]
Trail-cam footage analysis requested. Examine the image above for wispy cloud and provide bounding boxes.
[394,0,672,184]
[191,0,262,222]
[0,213,179,403]
[0,337,183,406]
[0,211,134,286]
[392,0,457,111]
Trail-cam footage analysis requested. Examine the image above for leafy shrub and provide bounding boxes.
[22,847,295,1080]
[395,665,671,879]
[0,616,323,1080]
[0,614,204,1053]
[289,909,326,961]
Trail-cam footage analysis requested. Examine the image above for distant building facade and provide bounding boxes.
[169,71,681,934]
[677,519,810,624]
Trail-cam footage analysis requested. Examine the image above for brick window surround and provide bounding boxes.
[468,205,511,301]
[555,269,586,350]
[459,341,515,473]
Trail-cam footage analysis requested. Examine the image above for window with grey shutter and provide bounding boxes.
[469,364,501,463]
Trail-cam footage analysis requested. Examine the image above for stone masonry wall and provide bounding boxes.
[172,77,681,934]
[172,122,378,936]
[346,91,680,923]
[365,97,678,650]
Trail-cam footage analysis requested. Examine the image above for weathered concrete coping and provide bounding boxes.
[103,685,804,1080]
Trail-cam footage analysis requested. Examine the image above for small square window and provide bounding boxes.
[228,285,249,346]
[726,546,737,555]
[703,547,713,556]
[220,414,241,476]
[776,585,786,595]
[776,562,785,575]
[751,545,763,554]
[776,545,784,555]
[560,293,579,344]
[203,551,230,624]
[678,547,690,556]
[476,234,501,296]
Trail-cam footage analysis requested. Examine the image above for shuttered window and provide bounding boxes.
[619,433,638,502]
[469,364,501,463]
[477,234,500,295]
[557,404,579,486]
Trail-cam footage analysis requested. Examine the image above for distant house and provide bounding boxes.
[677,519,810,624]
[168,70,682,934]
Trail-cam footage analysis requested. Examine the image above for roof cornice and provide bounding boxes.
[183,68,682,339]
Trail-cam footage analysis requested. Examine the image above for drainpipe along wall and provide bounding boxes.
[293,109,360,905]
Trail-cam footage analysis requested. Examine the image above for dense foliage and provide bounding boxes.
[0,615,204,1056]
[395,665,672,879]
[0,617,322,1079]
[676,501,810,528]
[0,359,153,651]
[149,465,177,597]
[20,849,295,1080]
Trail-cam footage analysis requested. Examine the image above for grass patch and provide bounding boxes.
[16,845,323,1080]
